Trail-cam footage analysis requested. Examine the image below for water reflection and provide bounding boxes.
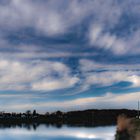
[0,125,116,140]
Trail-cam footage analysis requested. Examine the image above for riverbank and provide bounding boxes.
[0,109,137,127]
[115,115,140,140]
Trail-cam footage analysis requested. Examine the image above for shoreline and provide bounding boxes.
[0,109,137,127]
[115,115,140,140]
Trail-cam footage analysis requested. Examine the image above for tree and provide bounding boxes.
[26,110,31,116]
[33,110,37,116]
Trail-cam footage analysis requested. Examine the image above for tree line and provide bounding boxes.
[0,109,137,127]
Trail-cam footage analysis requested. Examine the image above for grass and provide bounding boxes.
[115,115,140,140]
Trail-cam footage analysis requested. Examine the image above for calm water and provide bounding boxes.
[0,125,116,140]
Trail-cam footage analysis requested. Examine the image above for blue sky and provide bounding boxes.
[0,0,139,112]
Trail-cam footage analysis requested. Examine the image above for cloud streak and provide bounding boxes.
[79,59,140,92]
[0,91,139,112]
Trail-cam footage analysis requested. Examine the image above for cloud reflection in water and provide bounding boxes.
[0,125,116,140]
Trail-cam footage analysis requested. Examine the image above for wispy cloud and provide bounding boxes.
[0,91,139,112]
[0,59,79,91]
[79,59,140,91]
[88,24,140,55]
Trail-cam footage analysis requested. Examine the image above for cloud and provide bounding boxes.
[0,0,94,36]
[88,19,140,55]
[0,91,139,112]
[87,72,140,87]
[87,0,140,55]
[0,59,79,91]
[0,0,126,36]
[0,0,139,111]
[0,0,139,55]
[32,76,79,91]
[88,24,128,55]
[0,125,115,140]
[79,59,140,71]
[79,59,140,89]
[0,0,66,36]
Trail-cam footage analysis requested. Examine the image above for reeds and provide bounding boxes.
[116,115,140,140]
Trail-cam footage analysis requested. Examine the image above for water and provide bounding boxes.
[0,125,116,140]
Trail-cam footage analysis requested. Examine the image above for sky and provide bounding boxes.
[0,0,139,112]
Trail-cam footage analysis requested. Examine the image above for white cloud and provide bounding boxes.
[1,91,139,111]
[79,59,140,89]
[79,59,140,71]
[127,75,140,87]
[88,24,128,55]
[89,25,102,45]
[84,71,127,87]
[32,76,79,91]
[0,0,139,112]
[0,0,139,56]
[84,72,140,88]
[0,59,79,91]
[0,125,115,140]
[89,23,140,55]
[36,11,65,36]
[0,0,123,36]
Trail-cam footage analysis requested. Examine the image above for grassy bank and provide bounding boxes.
[115,115,140,140]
